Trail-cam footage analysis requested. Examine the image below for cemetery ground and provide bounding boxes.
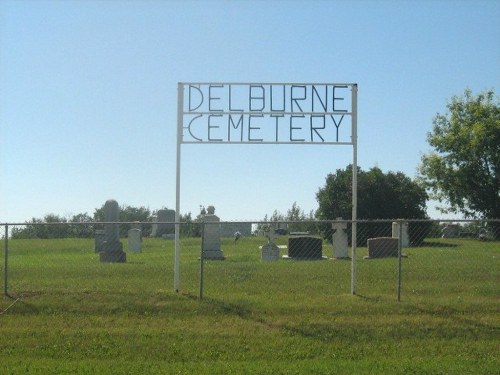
[0,235,498,374]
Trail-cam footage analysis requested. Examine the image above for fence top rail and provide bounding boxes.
[1,218,499,227]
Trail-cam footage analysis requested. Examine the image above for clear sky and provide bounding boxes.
[1,0,499,223]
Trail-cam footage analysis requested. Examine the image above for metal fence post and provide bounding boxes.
[199,222,205,300]
[4,224,8,296]
[397,221,402,302]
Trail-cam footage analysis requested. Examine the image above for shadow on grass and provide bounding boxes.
[352,293,385,302]
[1,292,41,315]
[416,241,459,248]
[198,296,252,319]
[195,292,499,344]
[409,304,498,333]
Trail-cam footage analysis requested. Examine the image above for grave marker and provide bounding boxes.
[202,207,225,260]
[365,237,398,259]
[128,228,142,253]
[332,218,349,259]
[99,199,126,263]
[392,221,409,247]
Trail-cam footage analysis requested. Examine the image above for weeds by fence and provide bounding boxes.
[1,220,498,306]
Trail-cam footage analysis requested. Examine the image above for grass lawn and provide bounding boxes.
[1,236,499,374]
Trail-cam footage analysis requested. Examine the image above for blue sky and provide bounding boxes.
[1,0,499,223]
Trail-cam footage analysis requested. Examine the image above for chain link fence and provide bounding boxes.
[1,220,498,305]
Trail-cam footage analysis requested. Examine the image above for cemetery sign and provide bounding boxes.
[174,82,358,293]
[179,83,356,144]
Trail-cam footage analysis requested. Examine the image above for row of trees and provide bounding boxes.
[10,89,499,240]
[10,205,212,239]
[256,202,317,234]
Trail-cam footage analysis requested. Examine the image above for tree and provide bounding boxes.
[11,214,70,239]
[69,213,94,238]
[286,202,317,233]
[419,89,500,237]
[257,203,317,235]
[316,165,429,245]
[179,212,198,237]
[94,204,152,237]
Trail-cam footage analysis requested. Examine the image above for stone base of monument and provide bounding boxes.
[202,250,225,260]
[283,236,326,260]
[363,237,407,259]
[261,243,280,262]
[100,241,127,263]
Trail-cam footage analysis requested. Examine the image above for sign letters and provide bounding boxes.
[180,83,355,144]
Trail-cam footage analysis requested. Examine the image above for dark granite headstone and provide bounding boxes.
[367,237,398,258]
[99,199,126,263]
[287,236,323,259]
[156,209,175,237]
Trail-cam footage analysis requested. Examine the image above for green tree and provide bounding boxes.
[179,212,199,237]
[316,165,429,245]
[257,203,317,235]
[94,204,152,237]
[69,213,94,238]
[12,214,69,239]
[286,202,317,233]
[419,89,500,233]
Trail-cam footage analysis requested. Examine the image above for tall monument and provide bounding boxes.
[99,199,127,263]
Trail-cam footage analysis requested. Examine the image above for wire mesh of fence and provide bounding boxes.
[1,219,498,305]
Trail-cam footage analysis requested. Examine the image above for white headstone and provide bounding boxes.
[261,243,280,262]
[392,221,409,247]
[128,228,142,253]
[261,225,280,261]
[332,218,349,259]
[151,215,158,237]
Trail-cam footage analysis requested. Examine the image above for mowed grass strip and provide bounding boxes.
[1,236,499,374]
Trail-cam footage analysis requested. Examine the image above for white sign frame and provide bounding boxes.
[175,82,358,293]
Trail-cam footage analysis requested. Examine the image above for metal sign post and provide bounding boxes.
[351,84,358,295]
[174,83,183,292]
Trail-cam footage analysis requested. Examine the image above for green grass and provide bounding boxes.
[1,236,499,374]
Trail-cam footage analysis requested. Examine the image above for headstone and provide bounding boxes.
[99,199,126,263]
[156,209,175,237]
[261,243,280,261]
[151,215,158,237]
[442,224,460,238]
[286,236,323,260]
[128,228,142,253]
[332,218,349,259]
[94,229,105,253]
[202,207,225,260]
[392,221,409,247]
[131,221,142,240]
[366,237,398,258]
[261,226,279,261]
